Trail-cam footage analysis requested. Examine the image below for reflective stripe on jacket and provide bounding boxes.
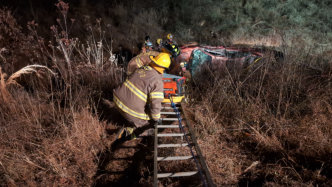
[114,65,164,121]
[127,51,159,75]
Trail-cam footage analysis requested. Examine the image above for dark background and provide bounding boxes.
[1,0,331,54]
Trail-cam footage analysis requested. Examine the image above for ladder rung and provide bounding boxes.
[160,111,178,115]
[157,125,182,128]
[161,118,181,121]
[158,143,189,148]
[157,133,185,137]
[157,156,193,161]
[157,171,198,178]
[162,106,180,110]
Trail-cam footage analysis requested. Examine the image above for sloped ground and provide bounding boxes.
[1,52,331,186]
[94,134,154,186]
[1,56,331,186]
[185,53,332,186]
[93,103,203,187]
[1,6,332,186]
[92,104,154,187]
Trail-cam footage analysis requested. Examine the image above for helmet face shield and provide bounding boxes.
[167,33,173,40]
[146,41,153,47]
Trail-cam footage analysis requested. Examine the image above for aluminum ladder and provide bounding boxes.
[153,102,215,187]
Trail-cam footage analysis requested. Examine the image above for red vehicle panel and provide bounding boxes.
[169,44,274,76]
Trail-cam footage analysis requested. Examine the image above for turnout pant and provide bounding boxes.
[115,105,155,136]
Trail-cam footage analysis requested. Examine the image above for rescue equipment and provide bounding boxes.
[162,73,186,103]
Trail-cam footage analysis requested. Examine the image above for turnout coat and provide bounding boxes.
[113,65,164,127]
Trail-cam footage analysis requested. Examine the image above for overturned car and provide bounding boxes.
[169,44,283,77]
[162,44,283,103]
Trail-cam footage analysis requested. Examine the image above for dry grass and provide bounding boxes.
[0,66,110,186]
[0,5,123,186]
[231,33,283,48]
[0,56,125,186]
[187,49,332,186]
[0,68,12,103]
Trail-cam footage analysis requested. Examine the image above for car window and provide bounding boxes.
[188,49,212,76]
[204,48,252,59]
[225,50,250,58]
[204,49,226,57]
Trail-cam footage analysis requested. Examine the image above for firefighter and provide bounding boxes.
[145,41,154,52]
[145,35,151,44]
[141,35,153,53]
[166,33,177,45]
[114,52,171,140]
[155,38,163,52]
[127,48,160,75]
[161,33,180,58]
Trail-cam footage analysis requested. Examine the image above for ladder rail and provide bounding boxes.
[153,121,158,187]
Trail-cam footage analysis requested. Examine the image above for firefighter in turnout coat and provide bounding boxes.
[114,52,171,139]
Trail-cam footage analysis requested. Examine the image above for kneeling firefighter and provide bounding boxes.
[113,53,171,139]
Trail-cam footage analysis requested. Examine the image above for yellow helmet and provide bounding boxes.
[156,38,162,45]
[150,52,171,69]
[167,33,173,40]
